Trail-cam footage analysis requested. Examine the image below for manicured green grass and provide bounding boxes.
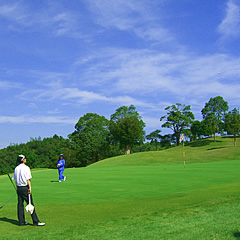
[1,137,240,239]
[91,137,240,167]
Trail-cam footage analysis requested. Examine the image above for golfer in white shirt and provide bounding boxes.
[13,154,45,226]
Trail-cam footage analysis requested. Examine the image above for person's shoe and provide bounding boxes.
[19,222,29,226]
[34,222,45,226]
[64,176,66,181]
[59,180,61,182]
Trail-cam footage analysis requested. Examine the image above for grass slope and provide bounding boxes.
[0,137,240,239]
[90,137,240,167]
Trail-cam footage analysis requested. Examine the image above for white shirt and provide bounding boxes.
[13,163,32,187]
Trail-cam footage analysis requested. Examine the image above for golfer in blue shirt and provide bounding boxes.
[57,154,66,182]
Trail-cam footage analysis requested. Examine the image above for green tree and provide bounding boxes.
[201,96,229,142]
[110,105,145,154]
[224,108,240,146]
[160,103,195,146]
[160,134,173,148]
[191,120,212,140]
[0,134,74,174]
[69,113,110,166]
[146,130,161,151]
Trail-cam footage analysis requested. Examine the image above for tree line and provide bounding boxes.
[0,96,240,174]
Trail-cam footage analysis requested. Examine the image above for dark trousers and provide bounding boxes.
[17,186,39,225]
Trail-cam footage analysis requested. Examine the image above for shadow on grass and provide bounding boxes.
[50,180,59,183]
[233,232,240,238]
[222,136,240,139]
[0,217,37,226]
[187,140,222,148]
[207,147,226,151]
[0,217,19,226]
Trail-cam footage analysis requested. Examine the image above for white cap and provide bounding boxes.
[18,154,25,161]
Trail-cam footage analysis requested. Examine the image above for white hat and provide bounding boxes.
[17,154,25,163]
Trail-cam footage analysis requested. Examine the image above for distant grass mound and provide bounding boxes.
[90,137,240,167]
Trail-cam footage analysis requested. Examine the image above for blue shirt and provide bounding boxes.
[57,159,65,170]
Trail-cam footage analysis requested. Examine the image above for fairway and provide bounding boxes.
[1,139,240,239]
[1,162,240,239]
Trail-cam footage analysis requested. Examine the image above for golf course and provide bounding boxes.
[1,137,240,240]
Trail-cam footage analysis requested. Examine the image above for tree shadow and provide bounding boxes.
[233,232,240,238]
[187,140,222,147]
[222,136,240,139]
[0,217,19,226]
[207,147,226,151]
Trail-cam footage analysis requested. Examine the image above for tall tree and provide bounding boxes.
[224,108,240,146]
[146,130,161,151]
[109,105,145,154]
[201,96,229,142]
[160,103,195,146]
[69,113,110,166]
[160,134,173,148]
[191,120,212,140]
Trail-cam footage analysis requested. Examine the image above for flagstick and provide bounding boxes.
[183,140,185,168]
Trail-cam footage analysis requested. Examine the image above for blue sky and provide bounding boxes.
[1,0,240,149]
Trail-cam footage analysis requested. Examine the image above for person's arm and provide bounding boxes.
[27,179,31,195]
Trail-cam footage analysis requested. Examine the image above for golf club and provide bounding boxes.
[0,173,17,209]
[0,160,17,209]
[7,173,16,191]
[1,157,17,191]
[0,194,16,209]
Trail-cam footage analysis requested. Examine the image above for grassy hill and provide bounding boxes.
[90,137,240,167]
[1,137,240,239]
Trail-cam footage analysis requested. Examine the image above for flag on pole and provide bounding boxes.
[180,133,186,168]
[180,134,184,142]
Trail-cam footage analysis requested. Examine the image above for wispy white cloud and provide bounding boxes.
[13,46,240,115]
[0,3,29,26]
[142,116,161,129]
[0,2,85,38]
[86,0,143,30]
[85,0,174,44]
[3,36,240,113]
[75,49,240,89]
[0,1,175,44]
[39,9,85,38]
[73,48,240,101]
[73,48,180,91]
[6,64,153,107]
[51,12,76,36]
[3,69,69,87]
[0,115,76,124]
[0,81,21,90]
[47,109,61,115]
[20,85,153,108]
[134,27,175,44]
[218,0,240,38]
